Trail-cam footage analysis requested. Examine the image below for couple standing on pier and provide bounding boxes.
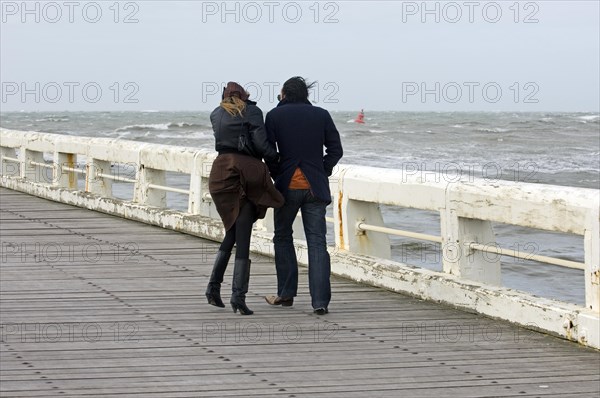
[204,77,344,316]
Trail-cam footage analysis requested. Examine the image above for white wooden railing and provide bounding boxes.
[1,128,598,348]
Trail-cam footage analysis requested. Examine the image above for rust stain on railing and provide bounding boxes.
[84,163,90,192]
[67,153,76,188]
[337,190,344,250]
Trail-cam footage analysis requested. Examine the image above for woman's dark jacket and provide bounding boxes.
[265,100,343,203]
[210,100,279,163]
[209,101,284,230]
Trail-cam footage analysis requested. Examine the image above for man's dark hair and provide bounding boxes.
[282,76,316,103]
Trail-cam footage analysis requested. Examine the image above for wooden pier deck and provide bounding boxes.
[1,187,599,397]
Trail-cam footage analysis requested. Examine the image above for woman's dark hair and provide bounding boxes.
[281,76,316,103]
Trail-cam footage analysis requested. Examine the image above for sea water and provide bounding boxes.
[2,110,598,305]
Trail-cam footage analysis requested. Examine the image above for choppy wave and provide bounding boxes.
[167,122,206,129]
[115,121,206,132]
[155,131,213,140]
[578,114,599,120]
[577,114,599,123]
[35,116,69,122]
[475,127,511,133]
[368,129,389,133]
[116,123,170,132]
[539,117,555,123]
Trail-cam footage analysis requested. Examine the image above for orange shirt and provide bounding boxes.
[288,167,311,189]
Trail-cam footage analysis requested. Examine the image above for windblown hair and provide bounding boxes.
[282,76,316,103]
[220,96,246,117]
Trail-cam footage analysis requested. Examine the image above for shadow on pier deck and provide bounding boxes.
[1,188,599,397]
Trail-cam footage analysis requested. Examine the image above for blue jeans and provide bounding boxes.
[273,189,331,309]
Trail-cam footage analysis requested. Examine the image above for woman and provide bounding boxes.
[205,82,284,315]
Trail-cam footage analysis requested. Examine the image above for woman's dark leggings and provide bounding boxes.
[219,201,257,259]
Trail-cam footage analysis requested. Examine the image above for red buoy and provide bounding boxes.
[354,109,365,124]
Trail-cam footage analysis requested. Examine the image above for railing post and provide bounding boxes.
[254,208,274,233]
[133,165,166,207]
[331,165,345,251]
[584,214,600,312]
[0,147,18,178]
[200,156,214,217]
[85,158,113,196]
[336,167,391,258]
[22,147,49,184]
[188,152,204,214]
[442,208,501,285]
[347,199,391,259]
[54,152,77,189]
[339,198,391,259]
[194,153,225,220]
[255,208,307,248]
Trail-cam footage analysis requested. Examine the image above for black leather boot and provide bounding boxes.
[230,258,253,315]
[205,250,231,308]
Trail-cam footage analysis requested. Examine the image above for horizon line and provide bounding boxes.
[1,109,599,114]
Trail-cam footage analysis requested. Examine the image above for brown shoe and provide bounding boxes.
[264,295,294,307]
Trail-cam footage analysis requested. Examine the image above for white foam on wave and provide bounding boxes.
[476,127,510,133]
[368,129,389,133]
[116,123,170,131]
[578,115,599,121]
[35,117,69,122]
[156,131,213,140]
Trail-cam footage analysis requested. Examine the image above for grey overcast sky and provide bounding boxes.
[1,0,599,112]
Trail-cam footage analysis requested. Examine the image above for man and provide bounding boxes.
[264,76,343,315]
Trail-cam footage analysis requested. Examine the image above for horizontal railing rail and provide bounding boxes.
[356,221,442,242]
[356,220,585,269]
[468,242,585,270]
[1,128,598,348]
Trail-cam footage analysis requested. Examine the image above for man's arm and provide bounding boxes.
[247,106,279,164]
[323,112,343,176]
[264,112,280,177]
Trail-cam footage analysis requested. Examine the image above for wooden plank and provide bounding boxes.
[1,187,599,397]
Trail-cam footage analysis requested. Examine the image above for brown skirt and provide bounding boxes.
[209,153,284,231]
